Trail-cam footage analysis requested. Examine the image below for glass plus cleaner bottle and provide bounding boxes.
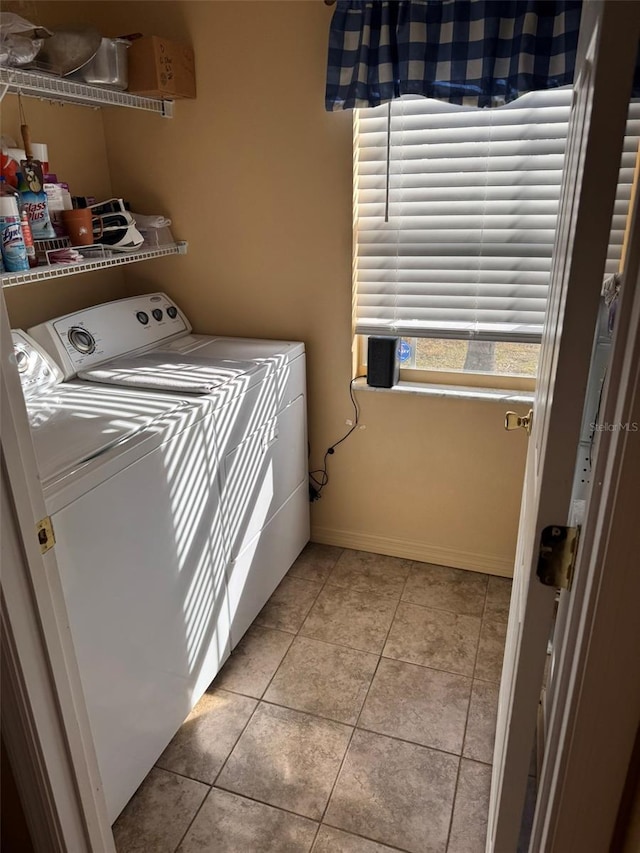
[17,166,56,240]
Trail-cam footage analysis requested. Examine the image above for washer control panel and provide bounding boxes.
[11,330,63,398]
[27,293,191,379]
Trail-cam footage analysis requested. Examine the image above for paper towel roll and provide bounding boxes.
[31,143,48,165]
[6,143,48,167]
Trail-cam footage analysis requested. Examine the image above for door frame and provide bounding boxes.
[1,291,116,853]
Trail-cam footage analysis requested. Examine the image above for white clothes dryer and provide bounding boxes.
[146,329,310,646]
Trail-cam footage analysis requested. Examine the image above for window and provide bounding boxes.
[353,90,640,381]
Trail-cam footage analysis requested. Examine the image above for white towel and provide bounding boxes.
[130,212,172,229]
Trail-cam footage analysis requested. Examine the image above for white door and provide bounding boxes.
[487,3,640,851]
[0,291,116,851]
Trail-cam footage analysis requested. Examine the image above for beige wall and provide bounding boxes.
[4,0,528,574]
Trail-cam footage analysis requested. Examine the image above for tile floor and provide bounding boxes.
[113,544,511,853]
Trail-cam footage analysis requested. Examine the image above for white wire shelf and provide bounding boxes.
[0,66,174,117]
[1,242,188,288]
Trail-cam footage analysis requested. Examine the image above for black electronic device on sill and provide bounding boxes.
[367,336,400,388]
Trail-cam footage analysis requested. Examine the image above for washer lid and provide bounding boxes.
[26,383,193,482]
[78,353,264,395]
[158,336,305,367]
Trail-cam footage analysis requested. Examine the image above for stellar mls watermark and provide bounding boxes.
[590,421,639,432]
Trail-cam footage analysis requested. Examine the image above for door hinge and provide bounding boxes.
[537,525,580,590]
[36,516,55,554]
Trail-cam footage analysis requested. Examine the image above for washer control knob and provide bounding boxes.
[152,308,163,321]
[167,306,178,319]
[68,327,96,355]
[15,347,29,373]
[136,311,149,325]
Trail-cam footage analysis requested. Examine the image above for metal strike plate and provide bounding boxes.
[537,525,580,590]
[505,408,533,434]
[36,516,55,554]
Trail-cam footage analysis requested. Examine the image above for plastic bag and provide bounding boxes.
[0,13,52,67]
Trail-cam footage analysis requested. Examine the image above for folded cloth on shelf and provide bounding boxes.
[48,247,86,264]
[130,212,172,229]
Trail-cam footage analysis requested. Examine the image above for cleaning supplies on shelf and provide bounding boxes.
[17,166,56,239]
[0,182,29,272]
[19,208,37,267]
[1,176,42,268]
[45,180,73,237]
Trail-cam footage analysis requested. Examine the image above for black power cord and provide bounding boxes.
[309,375,366,501]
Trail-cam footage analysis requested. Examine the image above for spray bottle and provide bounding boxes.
[0,180,29,272]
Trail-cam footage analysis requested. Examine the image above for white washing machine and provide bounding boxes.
[12,330,253,821]
[29,292,310,648]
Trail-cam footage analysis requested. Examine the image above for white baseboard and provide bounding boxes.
[310,525,514,577]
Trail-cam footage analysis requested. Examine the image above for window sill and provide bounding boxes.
[353,377,534,404]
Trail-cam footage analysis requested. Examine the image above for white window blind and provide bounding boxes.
[354,89,640,343]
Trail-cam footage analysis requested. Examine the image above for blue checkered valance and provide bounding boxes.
[326,0,583,110]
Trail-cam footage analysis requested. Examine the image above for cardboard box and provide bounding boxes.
[127,36,195,99]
